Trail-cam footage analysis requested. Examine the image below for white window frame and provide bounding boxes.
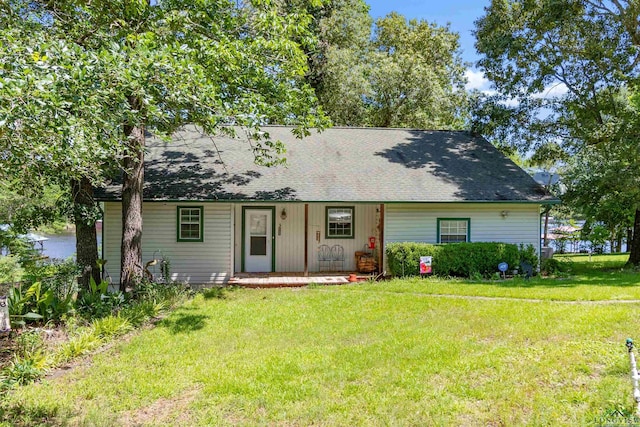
[326,206,355,239]
[177,206,204,242]
[437,218,470,243]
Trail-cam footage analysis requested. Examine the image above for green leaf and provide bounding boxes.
[22,312,44,320]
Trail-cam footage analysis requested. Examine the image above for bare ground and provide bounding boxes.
[118,386,202,427]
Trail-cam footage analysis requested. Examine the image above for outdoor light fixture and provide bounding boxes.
[280,208,287,220]
[501,210,508,218]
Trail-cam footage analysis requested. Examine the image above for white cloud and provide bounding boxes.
[499,98,520,108]
[464,69,492,92]
[464,68,519,106]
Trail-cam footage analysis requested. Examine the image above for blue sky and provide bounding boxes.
[366,0,492,91]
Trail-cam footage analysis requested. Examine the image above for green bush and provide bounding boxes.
[0,229,40,267]
[541,258,570,275]
[76,277,125,319]
[518,244,539,268]
[0,255,23,285]
[386,242,520,278]
[92,315,132,339]
[7,280,75,326]
[14,330,45,359]
[133,278,191,305]
[54,330,103,364]
[123,300,167,326]
[7,259,81,326]
[2,356,46,386]
[23,259,80,293]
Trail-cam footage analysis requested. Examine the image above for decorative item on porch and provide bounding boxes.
[355,245,377,273]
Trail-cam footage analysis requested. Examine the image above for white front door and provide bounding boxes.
[244,208,273,272]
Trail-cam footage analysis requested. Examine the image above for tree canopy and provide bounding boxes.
[306,7,469,129]
[0,0,329,288]
[474,0,640,264]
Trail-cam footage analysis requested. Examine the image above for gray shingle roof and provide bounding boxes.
[96,126,555,203]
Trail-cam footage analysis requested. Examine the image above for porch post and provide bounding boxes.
[378,204,385,273]
[304,203,309,277]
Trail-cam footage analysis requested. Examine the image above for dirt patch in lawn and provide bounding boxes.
[119,386,202,426]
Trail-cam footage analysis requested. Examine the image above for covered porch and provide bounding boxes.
[233,202,384,276]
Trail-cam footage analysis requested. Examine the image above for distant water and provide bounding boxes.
[41,232,103,261]
[546,239,628,254]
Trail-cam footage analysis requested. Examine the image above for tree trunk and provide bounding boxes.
[120,120,145,292]
[72,177,101,289]
[628,208,640,267]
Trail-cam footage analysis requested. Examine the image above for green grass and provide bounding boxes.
[2,254,640,426]
[35,221,73,235]
[362,253,640,302]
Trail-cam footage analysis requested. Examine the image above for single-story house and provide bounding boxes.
[96,126,556,284]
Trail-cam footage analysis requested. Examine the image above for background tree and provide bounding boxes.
[1,0,328,290]
[474,0,640,265]
[562,91,640,254]
[298,7,469,129]
[284,0,372,124]
[367,13,468,129]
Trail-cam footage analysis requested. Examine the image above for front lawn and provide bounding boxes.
[356,253,640,302]
[2,254,640,426]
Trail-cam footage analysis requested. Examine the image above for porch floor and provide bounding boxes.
[229,272,373,288]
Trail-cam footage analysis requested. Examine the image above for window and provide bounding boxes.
[177,206,203,242]
[438,218,469,243]
[326,206,354,239]
[249,212,268,255]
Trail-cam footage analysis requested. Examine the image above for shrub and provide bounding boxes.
[386,242,520,278]
[76,277,125,319]
[23,259,80,297]
[14,330,45,359]
[120,300,166,327]
[91,315,132,339]
[0,229,40,267]
[518,244,539,268]
[541,258,570,275]
[133,278,191,305]
[2,356,46,386]
[6,259,80,326]
[7,280,75,326]
[54,331,103,364]
[0,255,23,285]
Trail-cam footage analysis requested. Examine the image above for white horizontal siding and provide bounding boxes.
[103,202,233,285]
[104,202,540,281]
[384,203,540,249]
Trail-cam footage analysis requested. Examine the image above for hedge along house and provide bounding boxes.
[96,126,556,285]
